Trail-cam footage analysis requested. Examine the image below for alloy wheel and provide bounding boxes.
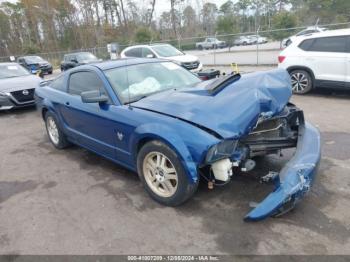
[143,152,178,198]
[291,72,309,93]
[47,116,59,145]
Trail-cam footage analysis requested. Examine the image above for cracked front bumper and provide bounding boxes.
[244,121,321,221]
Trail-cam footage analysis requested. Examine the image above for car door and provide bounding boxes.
[59,70,117,158]
[302,36,347,88]
[124,47,142,58]
[142,47,156,58]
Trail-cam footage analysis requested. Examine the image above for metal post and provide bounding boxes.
[214,32,217,66]
[256,26,260,66]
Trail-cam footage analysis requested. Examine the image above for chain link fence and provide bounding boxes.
[1,22,349,67]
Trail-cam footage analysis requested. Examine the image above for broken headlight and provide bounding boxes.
[205,140,238,163]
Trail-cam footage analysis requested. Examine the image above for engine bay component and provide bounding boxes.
[211,158,233,182]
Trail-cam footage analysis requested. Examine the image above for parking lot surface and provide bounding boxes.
[1,83,350,255]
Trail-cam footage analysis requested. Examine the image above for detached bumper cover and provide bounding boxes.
[244,121,321,221]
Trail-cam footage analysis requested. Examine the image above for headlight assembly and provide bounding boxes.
[205,140,238,163]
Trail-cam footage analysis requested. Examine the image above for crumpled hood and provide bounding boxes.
[0,75,42,92]
[132,69,292,139]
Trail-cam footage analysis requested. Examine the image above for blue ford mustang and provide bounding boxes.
[35,58,321,221]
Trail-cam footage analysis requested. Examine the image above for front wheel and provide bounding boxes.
[290,69,313,94]
[137,140,198,206]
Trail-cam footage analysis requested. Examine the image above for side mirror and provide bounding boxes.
[146,54,155,58]
[81,90,108,104]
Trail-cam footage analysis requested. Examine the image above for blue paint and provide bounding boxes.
[35,59,321,220]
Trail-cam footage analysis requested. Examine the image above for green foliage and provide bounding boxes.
[271,12,297,40]
[22,44,41,55]
[134,27,152,44]
[216,16,238,34]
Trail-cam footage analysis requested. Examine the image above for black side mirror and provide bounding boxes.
[81,90,108,104]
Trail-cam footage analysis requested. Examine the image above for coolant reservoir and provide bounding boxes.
[211,158,233,182]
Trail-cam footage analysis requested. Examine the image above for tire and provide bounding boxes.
[60,66,64,72]
[49,70,53,74]
[289,69,313,94]
[45,111,70,149]
[243,42,247,46]
[137,140,199,206]
[197,45,203,50]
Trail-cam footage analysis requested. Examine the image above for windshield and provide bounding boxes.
[105,62,201,104]
[151,45,183,57]
[0,64,30,79]
[77,53,98,61]
[25,56,45,63]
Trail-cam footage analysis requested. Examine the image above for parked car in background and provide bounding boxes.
[60,52,101,71]
[249,35,268,44]
[121,44,203,72]
[282,26,327,48]
[195,38,227,49]
[17,56,53,75]
[0,63,42,110]
[278,29,350,94]
[233,36,253,46]
[35,58,321,221]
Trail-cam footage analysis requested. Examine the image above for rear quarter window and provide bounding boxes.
[299,36,349,53]
[124,48,142,57]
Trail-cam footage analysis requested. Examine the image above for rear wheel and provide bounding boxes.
[137,140,198,206]
[45,112,70,149]
[197,45,203,50]
[290,69,313,94]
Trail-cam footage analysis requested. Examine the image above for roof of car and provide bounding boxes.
[300,28,350,40]
[89,57,167,70]
[0,62,20,66]
[64,52,92,56]
[123,43,170,49]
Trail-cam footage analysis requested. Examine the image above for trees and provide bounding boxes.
[271,11,297,40]
[201,2,218,35]
[0,0,349,57]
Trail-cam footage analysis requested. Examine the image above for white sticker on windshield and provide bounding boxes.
[161,62,179,70]
[7,66,18,70]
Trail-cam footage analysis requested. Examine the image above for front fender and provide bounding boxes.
[130,123,199,184]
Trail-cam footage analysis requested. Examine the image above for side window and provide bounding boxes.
[298,39,315,51]
[18,58,24,64]
[124,48,142,57]
[142,48,154,58]
[307,36,348,53]
[64,55,70,61]
[68,71,106,96]
[50,75,66,92]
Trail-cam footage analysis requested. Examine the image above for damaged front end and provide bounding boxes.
[201,104,321,221]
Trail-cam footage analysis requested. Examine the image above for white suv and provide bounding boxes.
[121,44,203,73]
[278,29,350,94]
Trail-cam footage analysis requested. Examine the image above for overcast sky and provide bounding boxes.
[0,0,231,16]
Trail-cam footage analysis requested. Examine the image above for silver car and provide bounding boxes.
[0,63,42,110]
